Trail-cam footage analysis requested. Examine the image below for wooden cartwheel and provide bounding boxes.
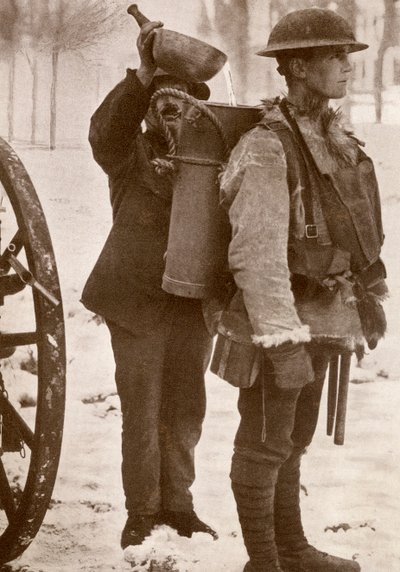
[0,137,66,564]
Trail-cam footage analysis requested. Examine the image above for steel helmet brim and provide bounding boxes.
[257,40,368,58]
[256,8,368,58]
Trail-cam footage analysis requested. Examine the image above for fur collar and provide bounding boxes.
[261,96,361,168]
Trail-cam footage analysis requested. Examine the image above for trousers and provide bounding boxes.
[107,297,213,515]
[231,350,330,487]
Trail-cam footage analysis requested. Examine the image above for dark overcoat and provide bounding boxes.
[81,69,175,333]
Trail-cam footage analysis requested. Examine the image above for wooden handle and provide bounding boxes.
[127,4,150,27]
[334,352,352,446]
[327,354,339,436]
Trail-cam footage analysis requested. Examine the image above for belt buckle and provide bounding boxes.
[305,224,318,239]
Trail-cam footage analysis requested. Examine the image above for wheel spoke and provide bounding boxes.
[0,332,38,348]
[0,135,66,564]
[0,230,24,273]
[0,460,16,521]
[0,395,34,450]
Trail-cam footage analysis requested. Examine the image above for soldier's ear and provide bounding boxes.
[290,58,307,80]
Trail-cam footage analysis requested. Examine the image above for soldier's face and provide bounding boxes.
[302,47,352,99]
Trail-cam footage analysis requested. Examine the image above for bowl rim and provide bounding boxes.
[153,28,227,59]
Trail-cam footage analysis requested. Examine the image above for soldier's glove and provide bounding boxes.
[264,342,314,389]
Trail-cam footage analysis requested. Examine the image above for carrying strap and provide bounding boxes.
[260,115,318,239]
[278,99,372,270]
[279,99,323,174]
[280,99,333,240]
[278,99,342,238]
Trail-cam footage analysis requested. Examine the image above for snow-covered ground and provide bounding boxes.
[1,121,399,571]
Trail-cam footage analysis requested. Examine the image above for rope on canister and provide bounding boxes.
[149,87,231,176]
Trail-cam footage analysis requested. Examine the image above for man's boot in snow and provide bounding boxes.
[243,561,281,572]
[231,452,283,572]
[274,448,361,572]
[159,509,218,539]
[120,514,159,549]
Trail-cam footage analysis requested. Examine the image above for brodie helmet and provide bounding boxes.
[257,8,368,58]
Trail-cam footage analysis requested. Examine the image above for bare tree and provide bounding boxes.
[35,0,124,149]
[21,0,51,145]
[199,0,337,101]
[213,1,250,102]
[0,0,20,141]
[334,0,358,123]
[29,1,40,145]
[269,0,330,23]
[197,0,251,101]
[374,0,400,123]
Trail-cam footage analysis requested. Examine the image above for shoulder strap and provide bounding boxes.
[279,99,325,179]
[259,117,316,230]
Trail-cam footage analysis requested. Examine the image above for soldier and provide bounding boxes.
[212,8,387,572]
[81,20,216,549]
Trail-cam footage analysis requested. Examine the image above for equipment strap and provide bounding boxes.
[260,112,317,238]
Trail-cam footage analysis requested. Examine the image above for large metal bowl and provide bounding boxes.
[152,28,227,83]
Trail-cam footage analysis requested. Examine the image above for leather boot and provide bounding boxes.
[233,482,283,572]
[274,448,361,572]
[158,509,218,539]
[231,452,283,572]
[242,561,281,572]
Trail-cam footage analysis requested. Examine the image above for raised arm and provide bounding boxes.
[89,20,163,175]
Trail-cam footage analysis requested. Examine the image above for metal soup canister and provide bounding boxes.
[162,102,261,299]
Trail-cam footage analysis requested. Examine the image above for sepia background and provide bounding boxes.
[1,0,400,146]
[0,1,399,571]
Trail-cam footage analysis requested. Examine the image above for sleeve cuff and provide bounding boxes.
[252,325,311,348]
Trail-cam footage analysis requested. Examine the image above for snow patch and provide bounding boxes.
[46,334,58,348]
[124,527,214,571]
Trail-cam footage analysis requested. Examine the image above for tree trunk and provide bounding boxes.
[30,0,40,145]
[374,58,384,124]
[50,49,59,150]
[374,0,397,123]
[31,57,39,145]
[95,65,101,103]
[336,0,357,124]
[7,52,16,142]
[214,0,250,103]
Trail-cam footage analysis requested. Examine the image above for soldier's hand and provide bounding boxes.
[137,20,163,85]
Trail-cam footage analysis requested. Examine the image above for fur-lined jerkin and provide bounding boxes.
[211,96,387,386]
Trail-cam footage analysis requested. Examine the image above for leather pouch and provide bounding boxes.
[210,334,261,388]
